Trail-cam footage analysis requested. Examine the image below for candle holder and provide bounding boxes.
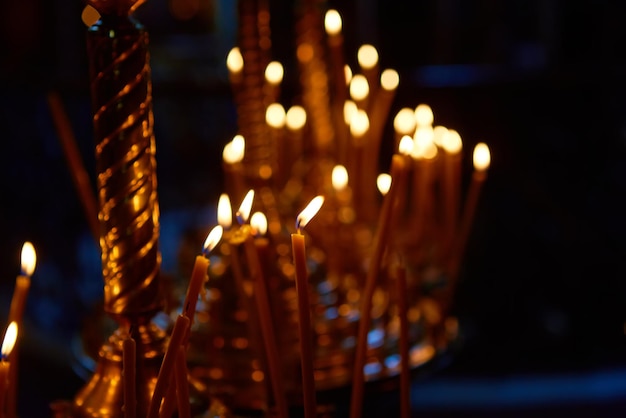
[70,1,167,417]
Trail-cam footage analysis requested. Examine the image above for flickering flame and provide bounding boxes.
[21,241,36,277]
[349,74,369,102]
[473,143,491,171]
[1,322,17,358]
[286,106,306,131]
[81,5,100,27]
[376,174,392,195]
[398,135,414,156]
[332,165,349,191]
[203,225,223,255]
[432,125,449,147]
[226,47,244,73]
[343,100,357,125]
[324,9,342,36]
[412,138,438,160]
[250,212,268,236]
[223,135,245,164]
[264,61,284,85]
[357,44,379,70]
[415,104,434,126]
[217,193,232,229]
[380,69,399,91]
[350,109,369,138]
[296,196,325,231]
[344,65,353,85]
[236,189,255,224]
[266,103,286,128]
[393,108,417,135]
[441,129,462,154]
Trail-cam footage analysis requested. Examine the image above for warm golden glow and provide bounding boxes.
[422,141,438,160]
[357,44,379,70]
[380,69,399,91]
[203,225,223,254]
[226,47,244,73]
[473,142,491,171]
[432,125,449,147]
[349,109,369,138]
[296,196,325,230]
[343,100,357,125]
[415,104,434,126]
[349,74,369,102]
[1,322,17,358]
[264,61,284,85]
[441,129,462,154]
[81,5,100,27]
[217,193,232,229]
[21,241,36,277]
[344,65,353,85]
[286,105,306,130]
[398,135,414,156]
[393,107,417,135]
[250,212,268,236]
[331,165,349,191]
[223,135,245,164]
[413,126,434,150]
[265,103,286,128]
[236,189,255,224]
[376,173,392,195]
[324,9,342,36]
[296,43,314,63]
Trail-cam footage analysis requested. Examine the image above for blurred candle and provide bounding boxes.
[266,103,288,187]
[174,346,191,418]
[286,105,307,163]
[264,61,284,105]
[396,265,410,418]
[291,196,324,418]
[349,74,369,111]
[357,44,379,99]
[441,129,463,256]
[123,332,136,418]
[222,135,246,204]
[0,322,17,418]
[414,103,434,127]
[393,108,417,152]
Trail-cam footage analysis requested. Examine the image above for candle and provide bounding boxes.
[414,103,434,128]
[440,129,463,258]
[222,135,246,204]
[147,314,191,418]
[350,154,407,418]
[349,74,369,112]
[395,264,410,418]
[174,346,191,418]
[0,322,17,418]
[7,242,35,418]
[285,105,307,163]
[244,212,289,418]
[357,44,379,101]
[393,108,417,156]
[263,61,284,106]
[368,69,399,158]
[123,332,136,418]
[265,103,288,187]
[291,196,324,418]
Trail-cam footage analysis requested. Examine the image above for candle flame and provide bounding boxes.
[350,109,369,138]
[1,322,17,358]
[250,212,268,236]
[324,9,342,36]
[343,100,357,125]
[415,103,434,127]
[441,129,462,154]
[349,74,369,102]
[223,135,245,164]
[398,135,414,156]
[376,173,392,196]
[393,107,417,135]
[21,241,36,277]
[286,105,306,131]
[357,44,379,70]
[380,69,399,91]
[266,103,286,128]
[332,165,349,191]
[236,189,255,224]
[432,125,449,147]
[202,225,223,255]
[473,142,491,171]
[296,196,325,231]
[226,47,244,73]
[344,65,353,85]
[217,194,232,229]
[81,5,100,27]
[264,61,284,85]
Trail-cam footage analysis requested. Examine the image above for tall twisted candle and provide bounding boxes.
[291,196,324,418]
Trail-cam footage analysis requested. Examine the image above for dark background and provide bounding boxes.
[2,0,626,416]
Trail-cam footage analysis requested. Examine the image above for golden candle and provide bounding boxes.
[123,333,136,418]
[350,155,407,418]
[263,61,284,106]
[440,128,462,257]
[222,135,247,204]
[147,314,191,418]
[0,322,17,418]
[357,44,379,100]
[291,196,324,418]
[396,264,410,418]
[174,346,191,418]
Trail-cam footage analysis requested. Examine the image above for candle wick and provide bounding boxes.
[295,217,302,233]
[201,246,210,258]
[236,211,245,225]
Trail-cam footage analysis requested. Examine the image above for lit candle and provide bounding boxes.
[449,142,490,284]
[0,322,17,418]
[410,130,438,247]
[244,212,289,418]
[440,129,463,257]
[395,264,410,418]
[393,108,417,155]
[350,155,408,418]
[357,44,379,100]
[263,61,284,105]
[291,196,324,418]
[226,46,244,88]
[174,346,191,418]
[123,332,136,418]
[368,68,399,152]
[414,103,434,128]
[147,314,191,418]
[286,105,307,164]
[265,103,288,187]
[7,242,35,418]
[222,134,246,204]
[349,74,369,112]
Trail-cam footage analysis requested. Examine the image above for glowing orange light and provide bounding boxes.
[203,226,223,255]
[217,194,232,229]
[393,108,417,136]
[331,165,349,191]
[357,44,379,70]
[296,196,325,231]
[473,143,491,171]
[21,241,36,277]
[415,103,434,126]
[286,106,307,131]
[250,212,268,236]
[432,125,449,147]
[343,100,357,125]
[441,129,462,154]
[223,135,245,164]
[236,190,255,224]
[344,65,353,85]
[264,61,284,85]
[324,9,342,36]
[1,322,17,358]
[266,103,286,128]
[376,174,392,195]
[380,69,399,91]
[226,47,244,74]
[350,109,369,138]
[349,74,369,102]
[81,5,100,27]
[398,135,414,156]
